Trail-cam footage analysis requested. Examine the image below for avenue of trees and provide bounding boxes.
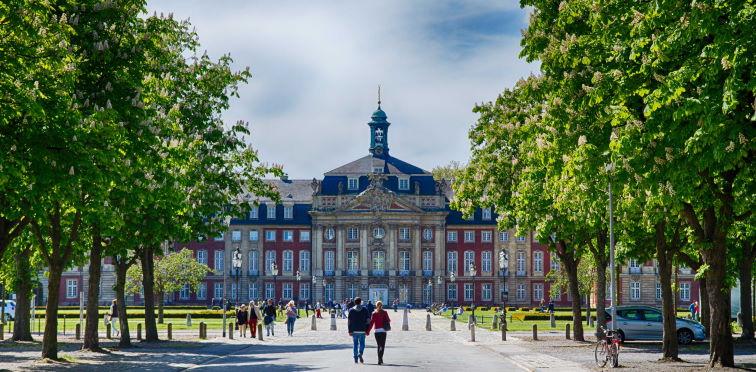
[452,0,753,368]
[1,0,281,359]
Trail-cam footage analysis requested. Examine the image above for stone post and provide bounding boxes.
[426,314,432,331]
[532,324,538,340]
[199,322,205,339]
[311,314,317,331]
[106,323,111,339]
[450,319,456,331]
[75,323,81,340]
[229,322,234,339]
[492,314,499,330]
[186,314,192,327]
[257,323,263,340]
[0,324,3,340]
[470,322,476,342]
[137,323,142,341]
[402,308,409,331]
[566,323,571,339]
[330,312,337,331]
[167,323,173,340]
[550,312,556,328]
[501,323,507,341]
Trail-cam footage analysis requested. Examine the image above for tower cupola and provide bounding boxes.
[368,87,390,157]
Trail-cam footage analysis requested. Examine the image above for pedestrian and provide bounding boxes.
[285,300,298,336]
[263,299,277,336]
[367,300,391,365]
[305,301,311,318]
[109,299,120,337]
[393,298,398,312]
[248,301,260,338]
[366,300,375,318]
[689,301,699,321]
[547,300,554,314]
[347,297,370,364]
[316,302,323,319]
[237,304,249,337]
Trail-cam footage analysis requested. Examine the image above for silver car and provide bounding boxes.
[606,305,706,345]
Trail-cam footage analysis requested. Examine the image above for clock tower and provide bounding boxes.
[368,99,390,158]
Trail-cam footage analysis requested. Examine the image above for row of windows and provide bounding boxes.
[221,229,312,242]
[445,283,496,301]
[245,205,295,220]
[178,282,313,301]
[629,281,691,302]
[446,230,526,243]
[345,177,412,191]
[196,249,311,273]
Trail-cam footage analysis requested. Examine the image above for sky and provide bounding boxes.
[147,1,537,179]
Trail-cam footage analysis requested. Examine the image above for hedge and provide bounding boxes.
[35,305,209,310]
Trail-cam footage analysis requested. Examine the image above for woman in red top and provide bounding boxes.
[366,300,391,365]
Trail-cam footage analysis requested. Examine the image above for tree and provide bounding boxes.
[431,161,465,181]
[125,248,211,320]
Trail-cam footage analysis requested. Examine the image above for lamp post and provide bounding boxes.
[498,249,509,308]
[296,270,301,306]
[427,278,433,306]
[232,248,242,307]
[221,216,231,337]
[449,272,456,307]
[469,263,477,322]
[271,262,279,305]
[606,162,618,332]
[312,275,317,303]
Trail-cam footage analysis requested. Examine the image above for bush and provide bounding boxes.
[519,307,530,311]
[522,314,586,321]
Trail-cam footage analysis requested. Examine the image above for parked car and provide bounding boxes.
[1,300,16,321]
[605,305,706,345]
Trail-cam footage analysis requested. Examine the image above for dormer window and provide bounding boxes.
[373,167,383,173]
[249,206,258,219]
[266,204,276,219]
[482,207,492,220]
[283,205,293,219]
[398,177,410,190]
[347,177,359,190]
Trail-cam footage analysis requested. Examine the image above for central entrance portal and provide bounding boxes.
[369,285,389,305]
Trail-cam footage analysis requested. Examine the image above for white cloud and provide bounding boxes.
[147,0,537,178]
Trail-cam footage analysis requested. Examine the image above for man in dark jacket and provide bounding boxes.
[347,297,370,364]
[263,299,277,336]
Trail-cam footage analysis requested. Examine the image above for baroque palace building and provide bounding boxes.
[43,102,700,309]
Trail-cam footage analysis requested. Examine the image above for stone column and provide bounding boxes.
[388,225,397,275]
[413,224,422,303]
[336,227,345,273]
[360,225,369,275]
[313,225,323,273]
[435,224,445,302]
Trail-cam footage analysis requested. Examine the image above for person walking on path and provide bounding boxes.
[367,300,391,365]
[366,300,375,319]
[285,300,298,336]
[393,298,399,312]
[263,299,277,336]
[347,297,370,364]
[237,304,249,337]
[316,302,323,319]
[248,301,260,338]
[109,299,120,337]
[689,301,699,321]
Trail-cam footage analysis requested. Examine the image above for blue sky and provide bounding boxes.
[147,1,536,178]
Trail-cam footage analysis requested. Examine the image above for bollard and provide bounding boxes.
[589,316,594,327]
[311,314,317,331]
[330,312,337,331]
[492,314,499,330]
[168,323,173,340]
[532,324,538,340]
[550,313,556,328]
[402,308,409,331]
[0,324,3,340]
[566,323,571,340]
[199,322,205,339]
[450,319,456,331]
[257,323,263,340]
[229,322,234,339]
[426,314,432,331]
[137,323,142,341]
[63,314,66,335]
[106,323,112,339]
[470,322,476,342]
[501,323,507,341]
[75,323,81,340]
[186,313,192,327]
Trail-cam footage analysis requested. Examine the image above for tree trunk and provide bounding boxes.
[12,245,33,341]
[158,289,164,324]
[141,248,159,341]
[558,242,584,342]
[704,237,734,367]
[656,221,679,360]
[82,228,103,351]
[114,258,132,348]
[42,263,63,360]
[592,231,609,336]
[699,277,710,335]
[738,241,754,340]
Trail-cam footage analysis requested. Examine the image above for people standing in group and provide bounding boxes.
[285,300,298,336]
[109,299,120,337]
[367,300,391,365]
[347,297,370,364]
[248,301,260,338]
[689,301,699,321]
[237,304,249,337]
[263,299,277,336]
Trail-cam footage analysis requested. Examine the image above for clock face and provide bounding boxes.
[373,227,385,239]
[374,146,383,155]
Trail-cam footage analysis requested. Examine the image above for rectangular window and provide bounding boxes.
[347,227,360,241]
[300,230,311,242]
[481,251,492,272]
[516,251,526,274]
[516,284,526,300]
[283,206,293,219]
[300,283,310,301]
[325,283,334,302]
[214,282,224,299]
[214,250,224,272]
[231,230,242,242]
[630,281,641,301]
[655,282,662,300]
[180,284,190,300]
[283,250,293,272]
[265,283,275,299]
[347,283,358,299]
[66,279,78,299]
[533,283,544,301]
[533,251,543,273]
[422,251,433,272]
[266,204,276,219]
[249,206,258,219]
[679,282,691,301]
[629,259,641,273]
[230,282,237,300]
[447,231,458,242]
[347,251,359,271]
[299,250,310,272]
[423,285,432,304]
[464,283,474,301]
[265,250,276,274]
[499,231,509,242]
[550,258,560,273]
[400,251,411,271]
[283,230,294,242]
[399,227,410,241]
[482,208,492,220]
[347,177,359,190]
[464,251,475,273]
[517,235,526,242]
[447,251,458,273]
[249,230,259,242]
[197,282,207,299]
[398,177,410,190]
[283,283,293,299]
[482,283,492,301]
[481,230,492,242]
[197,250,208,265]
[447,283,458,300]
[265,230,276,241]
[248,250,259,274]
[248,282,258,300]
[324,250,335,272]
[372,251,385,270]
[213,233,224,242]
[464,231,475,243]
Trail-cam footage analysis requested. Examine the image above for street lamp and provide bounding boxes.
[232,248,242,307]
[312,275,317,303]
[427,278,433,306]
[469,263,477,322]
[221,216,231,337]
[498,249,509,307]
[271,262,279,304]
[606,161,618,332]
[296,270,301,306]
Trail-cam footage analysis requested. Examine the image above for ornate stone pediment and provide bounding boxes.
[341,173,423,213]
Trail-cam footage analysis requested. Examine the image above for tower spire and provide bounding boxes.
[377,84,381,108]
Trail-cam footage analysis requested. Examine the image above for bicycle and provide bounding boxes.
[595,326,620,368]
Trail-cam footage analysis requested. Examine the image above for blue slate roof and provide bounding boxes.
[320,174,438,196]
[231,203,312,225]
[325,155,429,176]
[444,207,498,225]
